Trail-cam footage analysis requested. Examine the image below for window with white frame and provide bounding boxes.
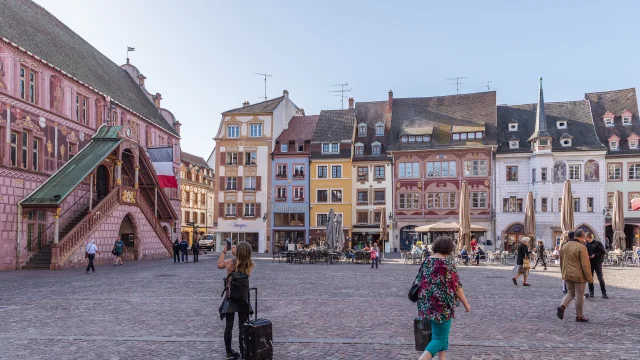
[506,166,518,181]
[541,167,548,181]
[587,197,594,212]
[463,160,487,176]
[629,163,640,180]
[374,165,385,179]
[557,121,567,129]
[376,124,384,136]
[225,177,237,190]
[244,203,255,217]
[508,123,518,131]
[226,152,238,165]
[398,193,420,209]
[225,203,236,217]
[608,164,621,181]
[358,124,367,136]
[541,198,548,212]
[293,187,304,201]
[569,164,581,180]
[573,198,580,212]
[372,142,381,155]
[427,192,456,209]
[604,117,614,127]
[401,136,408,143]
[317,189,328,202]
[276,164,287,178]
[331,165,342,178]
[427,161,456,177]
[317,214,328,226]
[561,139,571,147]
[623,117,632,125]
[276,187,287,200]
[244,176,256,191]
[399,162,420,178]
[331,143,339,153]
[293,165,305,178]
[355,144,364,156]
[509,141,519,149]
[249,123,262,137]
[227,125,239,138]
[297,142,304,152]
[629,139,638,149]
[245,152,257,165]
[317,166,328,178]
[502,197,523,212]
[423,135,431,142]
[280,143,288,152]
[331,189,343,202]
[469,192,487,209]
[609,140,618,150]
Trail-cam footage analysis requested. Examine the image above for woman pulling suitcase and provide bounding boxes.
[218,241,255,360]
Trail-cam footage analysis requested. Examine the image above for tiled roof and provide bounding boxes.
[0,0,178,136]
[312,109,356,142]
[354,101,391,161]
[222,97,284,114]
[277,115,319,141]
[586,88,640,155]
[497,100,605,153]
[181,151,211,169]
[389,91,497,150]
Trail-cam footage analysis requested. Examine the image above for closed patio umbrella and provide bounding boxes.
[458,181,471,252]
[560,180,574,245]
[379,207,387,258]
[612,190,626,250]
[334,214,344,251]
[524,191,536,250]
[325,208,335,249]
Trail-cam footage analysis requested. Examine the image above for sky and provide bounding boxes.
[34,0,640,160]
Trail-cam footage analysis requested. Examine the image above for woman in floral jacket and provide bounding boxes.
[416,236,471,360]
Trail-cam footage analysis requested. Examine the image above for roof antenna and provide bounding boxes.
[254,73,272,101]
[329,82,352,109]
[482,81,492,91]
[445,77,466,94]
[126,46,135,64]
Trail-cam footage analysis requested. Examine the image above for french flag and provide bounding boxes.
[631,197,640,211]
[147,146,178,189]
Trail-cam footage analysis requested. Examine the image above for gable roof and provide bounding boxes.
[181,151,211,169]
[222,97,284,115]
[312,109,356,142]
[389,91,497,150]
[497,100,605,153]
[354,100,390,161]
[586,88,640,155]
[277,115,319,142]
[0,0,178,136]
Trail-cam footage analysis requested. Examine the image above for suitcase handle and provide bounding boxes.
[248,287,258,321]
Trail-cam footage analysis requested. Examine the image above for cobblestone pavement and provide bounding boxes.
[0,253,639,359]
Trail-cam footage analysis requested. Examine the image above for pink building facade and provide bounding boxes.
[0,0,181,270]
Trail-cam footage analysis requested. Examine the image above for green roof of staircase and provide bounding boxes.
[21,126,123,206]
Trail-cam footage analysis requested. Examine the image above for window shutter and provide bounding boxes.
[236,203,243,219]
[219,151,226,164]
[256,203,261,219]
[219,176,225,190]
[237,176,243,190]
[256,176,261,191]
[218,203,225,217]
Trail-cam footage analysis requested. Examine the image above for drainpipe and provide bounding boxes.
[16,201,22,270]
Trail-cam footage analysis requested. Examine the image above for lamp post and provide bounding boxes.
[388,211,394,257]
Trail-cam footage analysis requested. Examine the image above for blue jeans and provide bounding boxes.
[425,318,451,356]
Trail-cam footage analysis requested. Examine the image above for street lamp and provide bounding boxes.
[262,213,267,222]
[388,212,394,256]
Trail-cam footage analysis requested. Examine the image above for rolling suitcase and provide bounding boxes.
[242,287,273,360]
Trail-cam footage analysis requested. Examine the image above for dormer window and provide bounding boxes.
[453,133,459,140]
[629,139,638,149]
[358,124,367,136]
[623,117,632,125]
[401,136,408,143]
[610,140,618,150]
[509,141,519,149]
[281,143,288,152]
[408,136,416,142]
[375,123,384,136]
[604,118,614,127]
[557,121,567,129]
[297,142,304,152]
[508,123,518,131]
[355,143,364,156]
[423,135,431,142]
[561,139,571,147]
[372,142,381,155]
[460,133,467,140]
[322,143,339,154]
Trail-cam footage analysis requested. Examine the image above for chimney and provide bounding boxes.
[243,101,250,107]
[283,90,289,99]
[388,90,393,113]
[154,93,162,108]
[173,121,181,136]
[348,97,354,109]
[137,74,146,86]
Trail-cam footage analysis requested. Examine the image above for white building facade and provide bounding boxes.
[496,81,606,251]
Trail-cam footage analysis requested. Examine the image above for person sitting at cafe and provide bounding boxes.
[412,244,423,257]
[474,246,486,265]
[364,244,371,252]
[614,246,623,256]
[460,246,470,265]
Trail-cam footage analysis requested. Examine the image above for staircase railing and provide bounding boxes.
[135,187,174,256]
[51,186,121,269]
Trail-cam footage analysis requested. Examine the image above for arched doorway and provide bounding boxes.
[502,222,524,252]
[400,225,419,251]
[119,214,138,260]
[96,164,110,199]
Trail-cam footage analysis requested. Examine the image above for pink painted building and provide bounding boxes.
[0,0,181,270]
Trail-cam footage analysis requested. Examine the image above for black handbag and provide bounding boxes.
[408,267,422,302]
[414,317,432,351]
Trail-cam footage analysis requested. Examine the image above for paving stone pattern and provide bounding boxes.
[0,254,639,359]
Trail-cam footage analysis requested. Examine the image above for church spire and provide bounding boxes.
[528,77,553,141]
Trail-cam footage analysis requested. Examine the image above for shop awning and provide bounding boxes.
[415,218,487,232]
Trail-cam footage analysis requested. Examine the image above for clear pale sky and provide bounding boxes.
[35,0,640,159]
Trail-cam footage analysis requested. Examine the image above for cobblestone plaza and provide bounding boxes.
[0,254,639,359]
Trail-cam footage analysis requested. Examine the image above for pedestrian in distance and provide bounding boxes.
[180,239,189,263]
[557,229,593,322]
[192,238,200,263]
[512,237,531,286]
[112,238,126,266]
[415,236,471,360]
[85,239,99,274]
[585,233,607,299]
[532,240,547,270]
[371,242,379,269]
[172,239,180,263]
[218,242,255,360]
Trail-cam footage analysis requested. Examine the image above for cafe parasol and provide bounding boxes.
[524,191,536,250]
[560,180,574,245]
[612,190,626,250]
[379,207,387,259]
[334,213,345,251]
[458,181,471,251]
[415,218,487,232]
[325,208,335,249]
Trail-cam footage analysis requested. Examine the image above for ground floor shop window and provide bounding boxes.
[400,225,420,251]
[220,232,259,252]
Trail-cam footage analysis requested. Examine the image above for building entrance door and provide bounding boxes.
[96,164,109,199]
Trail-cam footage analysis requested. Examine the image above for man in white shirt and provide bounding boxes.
[85,239,99,274]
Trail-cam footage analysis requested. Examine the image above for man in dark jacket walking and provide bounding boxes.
[180,239,189,263]
[532,241,547,270]
[585,233,607,299]
[192,238,200,263]
[173,239,180,263]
